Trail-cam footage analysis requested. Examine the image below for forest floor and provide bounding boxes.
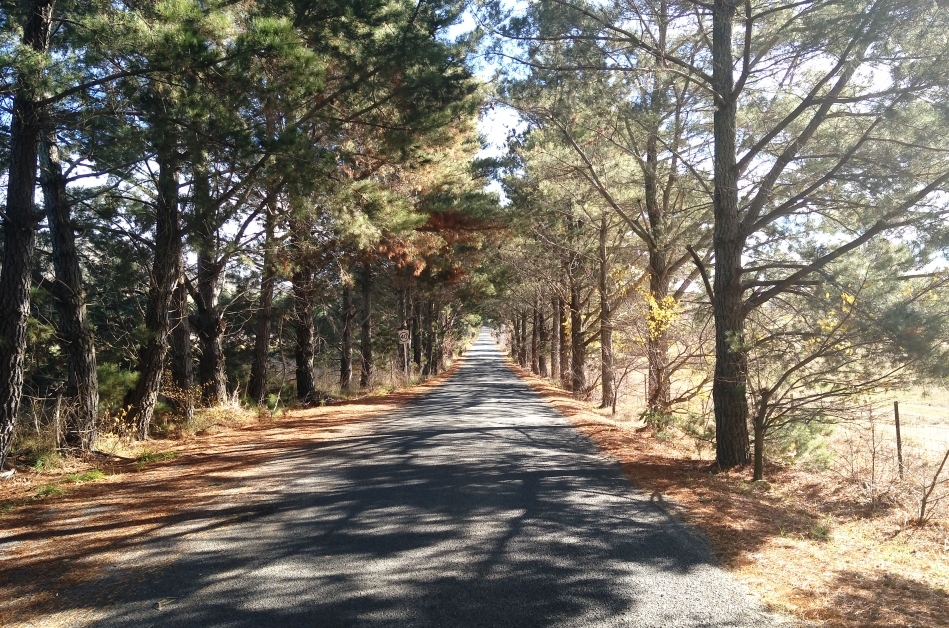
[504,362,949,627]
[0,365,461,626]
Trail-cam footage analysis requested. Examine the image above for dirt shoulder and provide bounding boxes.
[504,360,949,628]
[0,365,461,626]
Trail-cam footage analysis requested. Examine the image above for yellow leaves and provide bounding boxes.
[841,292,856,312]
[645,291,681,341]
[817,313,838,334]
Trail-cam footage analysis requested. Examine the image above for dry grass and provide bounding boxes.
[505,361,949,628]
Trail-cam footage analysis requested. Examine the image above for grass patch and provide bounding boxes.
[135,448,178,469]
[32,451,62,472]
[35,484,65,498]
[809,515,834,541]
[65,469,105,484]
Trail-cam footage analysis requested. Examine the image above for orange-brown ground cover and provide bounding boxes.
[0,365,459,627]
[505,361,949,627]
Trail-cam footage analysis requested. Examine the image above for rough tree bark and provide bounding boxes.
[519,312,528,368]
[193,251,227,405]
[291,228,317,403]
[537,296,549,378]
[339,279,354,392]
[598,214,615,409]
[711,0,751,467]
[531,303,539,374]
[550,294,560,382]
[247,205,276,405]
[39,133,99,450]
[0,0,54,469]
[359,260,373,389]
[189,158,227,406]
[558,295,570,390]
[422,300,434,376]
[512,313,521,363]
[169,274,194,424]
[570,275,586,397]
[643,71,673,415]
[411,294,422,368]
[124,140,184,439]
[646,263,672,413]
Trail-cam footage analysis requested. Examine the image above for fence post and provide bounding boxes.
[894,400,904,480]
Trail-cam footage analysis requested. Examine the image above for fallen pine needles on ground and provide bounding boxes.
[0,365,461,627]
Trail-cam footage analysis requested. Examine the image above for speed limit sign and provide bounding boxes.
[398,329,411,344]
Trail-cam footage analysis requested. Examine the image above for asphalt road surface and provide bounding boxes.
[76,330,777,627]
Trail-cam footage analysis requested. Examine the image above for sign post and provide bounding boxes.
[398,328,411,381]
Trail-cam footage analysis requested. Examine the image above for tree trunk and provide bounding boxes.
[397,287,409,372]
[428,301,440,375]
[422,301,434,376]
[411,294,422,368]
[531,303,540,374]
[292,274,317,402]
[559,295,570,389]
[423,301,438,375]
[340,279,354,392]
[39,134,99,450]
[0,0,54,469]
[247,205,276,405]
[519,312,528,368]
[433,306,445,373]
[646,262,672,414]
[291,230,317,403]
[359,259,373,389]
[194,251,226,405]
[570,278,586,397]
[169,274,194,424]
[599,214,615,409]
[124,140,184,439]
[189,155,227,406]
[712,0,751,468]
[643,70,672,417]
[537,297,549,378]
[511,314,521,363]
[550,294,561,382]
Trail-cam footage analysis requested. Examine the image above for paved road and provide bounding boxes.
[81,330,775,626]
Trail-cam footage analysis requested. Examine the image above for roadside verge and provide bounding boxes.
[0,362,463,626]
[501,355,949,628]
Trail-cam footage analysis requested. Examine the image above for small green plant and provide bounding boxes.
[136,448,177,468]
[66,469,105,483]
[675,411,717,454]
[640,408,674,430]
[97,362,140,414]
[750,480,772,492]
[0,502,18,514]
[35,484,65,498]
[809,516,834,541]
[32,451,62,473]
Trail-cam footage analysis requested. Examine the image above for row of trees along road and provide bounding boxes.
[480,0,949,479]
[0,0,503,470]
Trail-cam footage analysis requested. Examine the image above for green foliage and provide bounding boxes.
[809,516,834,542]
[66,469,105,483]
[135,449,178,469]
[676,413,717,456]
[32,452,62,473]
[765,420,835,472]
[641,408,674,431]
[35,484,65,498]
[97,363,139,415]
